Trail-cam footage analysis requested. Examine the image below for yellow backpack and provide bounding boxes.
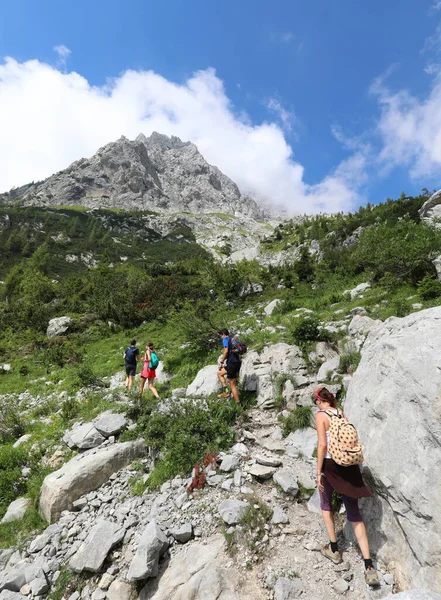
[323,409,364,466]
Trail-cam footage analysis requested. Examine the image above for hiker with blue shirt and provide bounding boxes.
[217,328,241,403]
[139,341,160,399]
[123,339,140,391]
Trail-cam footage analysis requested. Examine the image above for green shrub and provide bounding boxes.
[292,316,320,345]
[418,275,441,300]
[339,346,361,375]
[0,399,25,443]
[141,396,241,487]
[391,297,412,318]
[280,405,313,437]
[74,365,105,389]
[0,507,47,549]
[0,445,27,516]
[236,497,273,552]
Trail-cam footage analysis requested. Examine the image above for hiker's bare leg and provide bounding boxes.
[128,375,134,391]
[148,379,160,399]
[125,375,130,389]
[322,510,337,543]
[350,521,370,559]
[139,377,146,395]
[217,367,227,388]
[229,378,239,403]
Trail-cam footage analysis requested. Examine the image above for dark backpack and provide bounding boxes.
[230,337,247,357]
[149,352,159,370]
[125,347,137,363]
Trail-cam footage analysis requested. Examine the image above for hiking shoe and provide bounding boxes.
[320,544,343,565]
[365,568,380,587]
[218,391,231,398]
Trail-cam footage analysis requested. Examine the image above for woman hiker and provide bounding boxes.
[314,386,380,588]
[139,342,160,399]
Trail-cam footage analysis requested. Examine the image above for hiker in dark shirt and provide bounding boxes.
[123,339,140,391]
[217,328,241,403]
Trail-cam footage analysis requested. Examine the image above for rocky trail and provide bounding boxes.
[2,306,441,599]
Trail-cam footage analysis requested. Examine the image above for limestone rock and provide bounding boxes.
[127,519,169,581]
[139,534,265,600]
[241,343,307,409]
[69,520,125,573]
[219,455,239,472]
[0,592,28,599]
[249,464,276,480]
[273,469,299,497]
[171,523,193,544]
[256,455,282,467]
[264,299,281,316]
[12,435,31,449]
[348,315,381,339]
[64,423,105,449]
[419,188,441,226]
[218,499,248,525]
[93,412,128,437]
[271,506,289,525]
[40,440,146,522]
[106,580,135,600]
[274,577,304,599]
[390,592,441,600]
[1,498,31,524]
[46,316,72,338]
[316,355,340,382]
[344,307,441,591]
[345,282,371,299]
[186,365,219,397]
[285,427,316,458]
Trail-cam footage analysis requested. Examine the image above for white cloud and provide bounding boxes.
[372,67,441,180]
[267,98,295,132]
[0,57,364,214]
[53,45,71,59]
[432,1,441,11]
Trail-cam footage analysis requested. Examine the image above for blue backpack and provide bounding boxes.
[125,347,137,363]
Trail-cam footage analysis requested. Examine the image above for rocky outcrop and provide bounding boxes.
[0,133,263,219]
[241,343,307,409]
[0,498,30,524]
[69,520,125,573]
[46,316,72,338]
[419,189,441,226]
[39,440,146,522]
[140,535,266,600]
[186,365,219,397]
[344,307,441,592]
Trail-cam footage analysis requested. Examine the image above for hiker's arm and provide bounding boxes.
[315,412,328,491]
[218,347,228,369]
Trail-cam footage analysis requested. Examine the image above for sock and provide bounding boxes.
[330,541,339,553]
[364,558,373,570]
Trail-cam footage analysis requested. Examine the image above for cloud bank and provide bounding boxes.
[0,56,363,214]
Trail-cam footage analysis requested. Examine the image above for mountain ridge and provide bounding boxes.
[0,132,268,220]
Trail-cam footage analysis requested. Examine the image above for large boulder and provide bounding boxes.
[139,535,265,600]
[241,343,307,409]
[1,498,31,524]
[69,520,125,573]
[93,411,128,437]
[186,365,219,397]
[40,440,146,522]
[344,307,441,592]
[127,520,169,581]
[63,423,105,450]
[46,316,72,338]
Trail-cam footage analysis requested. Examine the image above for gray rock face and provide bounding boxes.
[264,299,281,316]
[40,440,146,522]
[273,470,299,497]
[0,133,263,218]
[219,455,239,473]
[218,499,248,525]
[140,534,265,600]
[64,423,106,450]
[93,412,128,437]
[390,592,441,600]
[274,577,304,599]
[419,189,441,226]
[1,498,31,524]
[241,343,307,409]
[316,355,340,382]
[46,316,72,338]
[345,307,441,592]
[249,464,276,480]
[285,427,316,458]
[106,580,135,600]
[171,523,193,544]
[127,520,169,581]
[186,365,219,397]
[69,520,125,573]
[0,592,27,599]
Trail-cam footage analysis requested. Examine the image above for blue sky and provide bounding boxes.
[0,0,440,213]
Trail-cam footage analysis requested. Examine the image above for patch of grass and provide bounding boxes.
[339,345,361,375]
[238,497,273,553]
[279,405,313,437]
[0,507,48,549]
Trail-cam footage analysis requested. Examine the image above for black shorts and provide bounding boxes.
[125,364,136,377]
[226,362,241,380]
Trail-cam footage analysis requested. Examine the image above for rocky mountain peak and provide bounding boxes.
[0,133,265,219]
